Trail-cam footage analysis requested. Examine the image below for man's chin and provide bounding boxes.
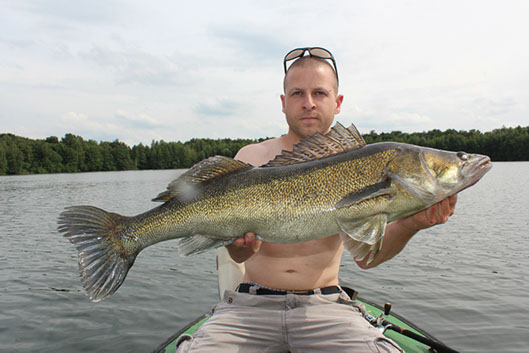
[288,117,333,139]
[300,119,334,135]
[298,125,324,139]
[298,118,321,130]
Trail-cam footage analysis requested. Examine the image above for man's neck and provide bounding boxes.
[281,131,303,152]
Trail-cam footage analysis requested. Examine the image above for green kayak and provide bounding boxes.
[151,292,458,353]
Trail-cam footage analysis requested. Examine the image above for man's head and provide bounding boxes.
[283,47,339,87]
[281,53,343,141]
[283,57,339,94]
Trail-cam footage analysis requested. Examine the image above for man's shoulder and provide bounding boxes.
[235,137,285,166]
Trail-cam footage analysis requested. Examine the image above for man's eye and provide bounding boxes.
[292,91,302,96]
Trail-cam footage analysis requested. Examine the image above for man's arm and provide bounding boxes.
[355,195,457,269]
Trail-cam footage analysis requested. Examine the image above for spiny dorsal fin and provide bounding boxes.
[264,122,366,167]
[153,156,252,202]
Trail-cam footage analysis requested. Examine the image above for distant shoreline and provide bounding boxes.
[1,125,528,175]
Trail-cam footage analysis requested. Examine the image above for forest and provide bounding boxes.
[0,125,528,175]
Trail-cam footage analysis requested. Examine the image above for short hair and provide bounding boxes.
[283,56,339,93]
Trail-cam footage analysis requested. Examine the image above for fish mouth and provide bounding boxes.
[470,155,492,176]
[458,155,492,193]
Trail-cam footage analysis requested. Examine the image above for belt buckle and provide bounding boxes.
[286,289,312,295]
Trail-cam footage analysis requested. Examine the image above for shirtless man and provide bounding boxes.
[177,47,456,353]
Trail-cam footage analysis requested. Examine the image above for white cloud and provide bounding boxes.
[1,0,528,145]
[84,45,194,86]
[194,99,240,117]
[114,110,163,129]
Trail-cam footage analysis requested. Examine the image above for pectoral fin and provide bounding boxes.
[335,179,394,209]
[337,213,388,245]
[338,213,387,264]
[338,213,388,263]
[340,233,383,264]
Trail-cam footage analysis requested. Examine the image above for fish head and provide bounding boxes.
[421,148,492,194]
[386,145,492,204]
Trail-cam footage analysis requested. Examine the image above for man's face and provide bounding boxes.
[281,63,343,140]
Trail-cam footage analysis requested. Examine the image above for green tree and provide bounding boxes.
[5,143,24,174]
[33,141,63,173]
[111,140,135,170]
[84,142,104,171]
[132,143,150,170]
[59,134,85,172]
[0,143,7,175]
[100,142,116,171]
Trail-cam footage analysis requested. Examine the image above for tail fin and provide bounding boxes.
[58,206,136,302]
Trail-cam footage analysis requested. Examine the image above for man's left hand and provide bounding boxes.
[399,194,458,233]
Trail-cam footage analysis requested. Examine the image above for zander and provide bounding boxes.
[58,122,491,301]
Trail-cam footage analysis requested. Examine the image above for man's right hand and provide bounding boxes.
[225,232,262,263]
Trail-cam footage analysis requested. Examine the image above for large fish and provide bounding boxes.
[58,123,491,301]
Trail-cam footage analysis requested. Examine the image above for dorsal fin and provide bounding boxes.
[264,122,366,167]
[153,156,252,202]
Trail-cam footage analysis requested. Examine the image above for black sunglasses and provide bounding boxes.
[283,47,339,83]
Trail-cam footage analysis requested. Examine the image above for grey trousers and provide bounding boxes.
[176,288,403,353]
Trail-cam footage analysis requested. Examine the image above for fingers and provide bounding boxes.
[231,238,245,247]
[440,195,457,222]
[231,232,257,248]
[438,198,451,223]
[448,194,457,215]
[388,195,459,236]
[226,232,261,263]
[244,232,257,247]
[425,196,457,226]
[243,232,262,253]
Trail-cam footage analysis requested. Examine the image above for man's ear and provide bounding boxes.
[335,94,344,114]
[280,94,286,114]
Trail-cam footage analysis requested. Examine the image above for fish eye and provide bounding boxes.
[457,152,469,161]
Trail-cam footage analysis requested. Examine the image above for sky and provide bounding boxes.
[1,0,528,145]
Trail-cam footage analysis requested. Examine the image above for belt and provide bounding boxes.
[237,283,342,295]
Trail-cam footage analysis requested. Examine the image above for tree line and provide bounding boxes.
[0,134,259,175]
[1,125,528,175]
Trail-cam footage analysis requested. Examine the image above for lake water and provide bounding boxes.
[1,163,528,353]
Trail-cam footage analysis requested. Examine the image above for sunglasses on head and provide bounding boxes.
[283,47,339,83]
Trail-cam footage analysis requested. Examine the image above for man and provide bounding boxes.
[177,47,456,352]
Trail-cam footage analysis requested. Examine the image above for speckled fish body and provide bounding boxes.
[58,123,492,301]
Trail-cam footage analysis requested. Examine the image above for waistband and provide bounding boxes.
[237,283,342,295]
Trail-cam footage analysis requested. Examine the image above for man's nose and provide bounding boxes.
[303,94,316,110]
